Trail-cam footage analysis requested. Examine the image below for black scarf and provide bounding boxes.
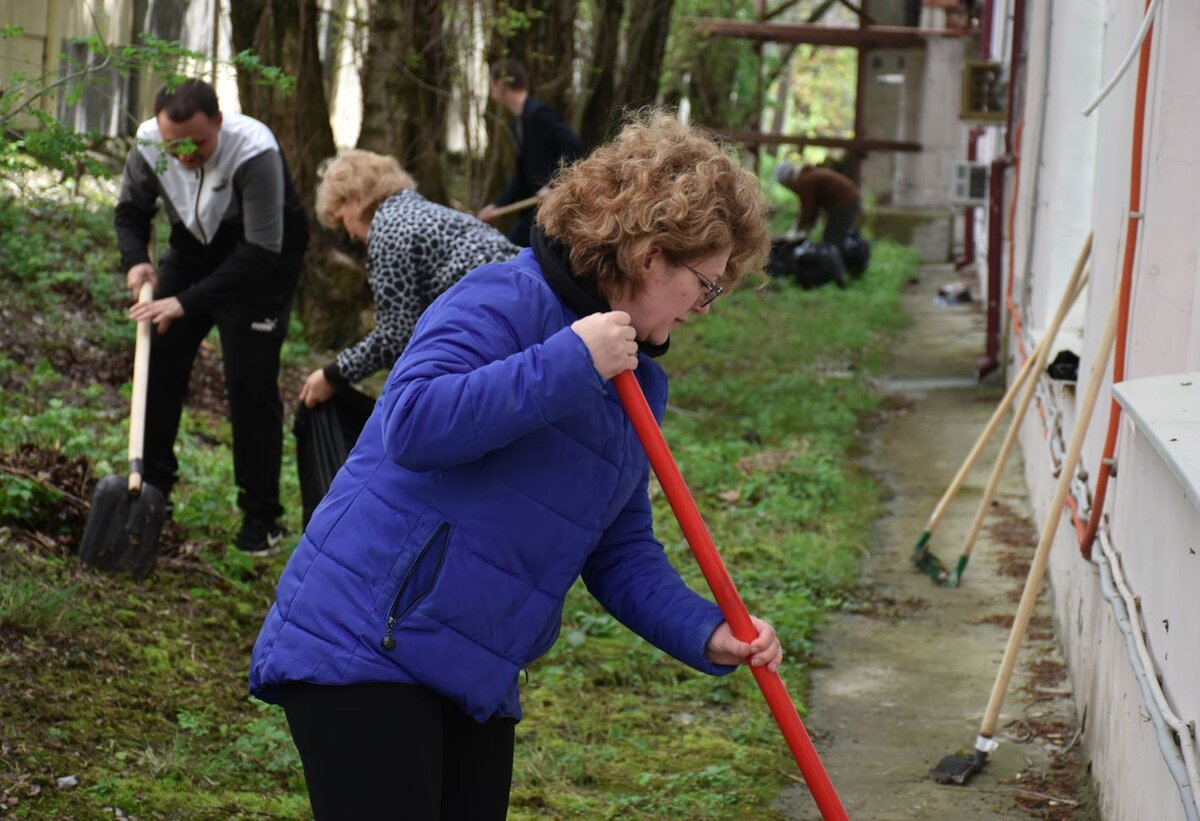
[530,224,669,358]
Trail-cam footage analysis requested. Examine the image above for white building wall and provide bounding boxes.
[1130,1,1200,377]
[996,0,1200,819]
[1019,0,1101,339]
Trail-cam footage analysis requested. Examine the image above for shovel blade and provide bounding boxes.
[79,474,166,578]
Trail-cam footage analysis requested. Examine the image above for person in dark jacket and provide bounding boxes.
[250,112,779,820]
[298,149,518,407]
[115,79,308,555]
[477,58,583,247]
[775,160,861,246]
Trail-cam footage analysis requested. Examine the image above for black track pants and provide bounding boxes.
[823,202,862,248]
[142,250,299,522]
[278,681,516,821]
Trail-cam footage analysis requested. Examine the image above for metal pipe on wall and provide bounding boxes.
[980,0,1026,379]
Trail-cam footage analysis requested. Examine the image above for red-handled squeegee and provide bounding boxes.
[614,370,849,821]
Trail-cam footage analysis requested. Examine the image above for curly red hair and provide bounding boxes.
[536,111,769,296]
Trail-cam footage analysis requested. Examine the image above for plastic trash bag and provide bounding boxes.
[294,387,377,528]
[840,232,871,278]
[768,237,847,290]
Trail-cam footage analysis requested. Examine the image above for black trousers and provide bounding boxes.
[823,202,862,248]
[278,682,516,821]
[506,209,534,248]
[144,250,299,522]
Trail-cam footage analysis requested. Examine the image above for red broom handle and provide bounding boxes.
[614,371,849,821]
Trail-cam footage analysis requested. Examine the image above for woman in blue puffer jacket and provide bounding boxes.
[249,112,779,820]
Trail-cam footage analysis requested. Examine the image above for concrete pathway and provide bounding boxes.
[776,264,1094,820]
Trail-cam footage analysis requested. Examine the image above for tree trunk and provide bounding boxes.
[578,0,625,150]
[525,0,577,121]
[357,0,449,205]
[230,0,335,207]
[684,0,756,131]
[616,0,674,112]
[230,0,362,351]
[320,0,353,104]
[475,0,575,224]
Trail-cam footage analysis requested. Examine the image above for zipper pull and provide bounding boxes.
[381,616,396,651]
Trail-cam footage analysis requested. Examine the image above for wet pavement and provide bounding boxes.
[777,264,1094,820]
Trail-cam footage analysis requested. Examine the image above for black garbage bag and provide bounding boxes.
[767,237,847,290]
[840,232,871,278]
[1046,349,1080,382]
[294,387,377,528]
[793,241,846,290]
[767,236,802,279]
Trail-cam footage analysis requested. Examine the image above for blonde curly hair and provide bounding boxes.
[536,111,769,296]
[316,149,416,229]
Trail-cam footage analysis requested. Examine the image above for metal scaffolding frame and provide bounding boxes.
[698,0,971,181]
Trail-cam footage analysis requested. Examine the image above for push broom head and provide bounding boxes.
[929,749,988,785]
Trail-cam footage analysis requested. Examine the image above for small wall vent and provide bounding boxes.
[950,161,989,207]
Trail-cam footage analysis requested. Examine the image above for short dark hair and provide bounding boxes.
[154,79,220,122]
[489,59,527,91]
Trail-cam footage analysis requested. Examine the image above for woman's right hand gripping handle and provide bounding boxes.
[571,311,639,381]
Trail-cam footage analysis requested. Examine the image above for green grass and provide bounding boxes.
[0,184,916,818]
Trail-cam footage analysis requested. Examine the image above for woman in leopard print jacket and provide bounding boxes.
[300,151,519,406]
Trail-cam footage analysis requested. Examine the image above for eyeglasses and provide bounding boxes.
[683,263,725,307]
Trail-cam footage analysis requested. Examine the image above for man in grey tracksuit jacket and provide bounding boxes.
[115,79,308,553]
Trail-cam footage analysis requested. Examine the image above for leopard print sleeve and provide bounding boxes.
[334,190,519,384]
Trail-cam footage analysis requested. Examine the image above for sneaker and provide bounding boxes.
[234,517,284,557]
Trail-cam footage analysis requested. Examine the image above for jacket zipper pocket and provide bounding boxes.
[380,522,451,651]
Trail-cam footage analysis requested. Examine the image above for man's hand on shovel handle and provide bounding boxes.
[130,296,184,333]
[126,262,158,298]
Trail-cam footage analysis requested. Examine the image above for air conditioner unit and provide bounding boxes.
[950,161,989,206]
[960,61,1005,123]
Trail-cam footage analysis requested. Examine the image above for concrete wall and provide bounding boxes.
[995,0,1200,818]
[892,37,969,210]
[860,18,972,261]
[859,48,912,206]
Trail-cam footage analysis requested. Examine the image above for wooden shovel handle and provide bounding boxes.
[489,195,540,219]
[979,284,1120,739]
[958,232,1093,560]
[128,282,153,494]
[925,335,1042,533]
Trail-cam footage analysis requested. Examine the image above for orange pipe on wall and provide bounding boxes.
[1080,0,1154,558]
[1005,122,1026,360]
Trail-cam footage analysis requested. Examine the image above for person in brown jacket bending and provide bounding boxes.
[775,161,861,247]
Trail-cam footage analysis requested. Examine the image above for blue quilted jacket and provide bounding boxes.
[249,249,733,722]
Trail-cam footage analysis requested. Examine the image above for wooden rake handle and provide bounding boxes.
[613,371,850,821]
[979,285,1121,739]
[924,336,1041,534]
[128,282,153,494]
[958,232,1093,561]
